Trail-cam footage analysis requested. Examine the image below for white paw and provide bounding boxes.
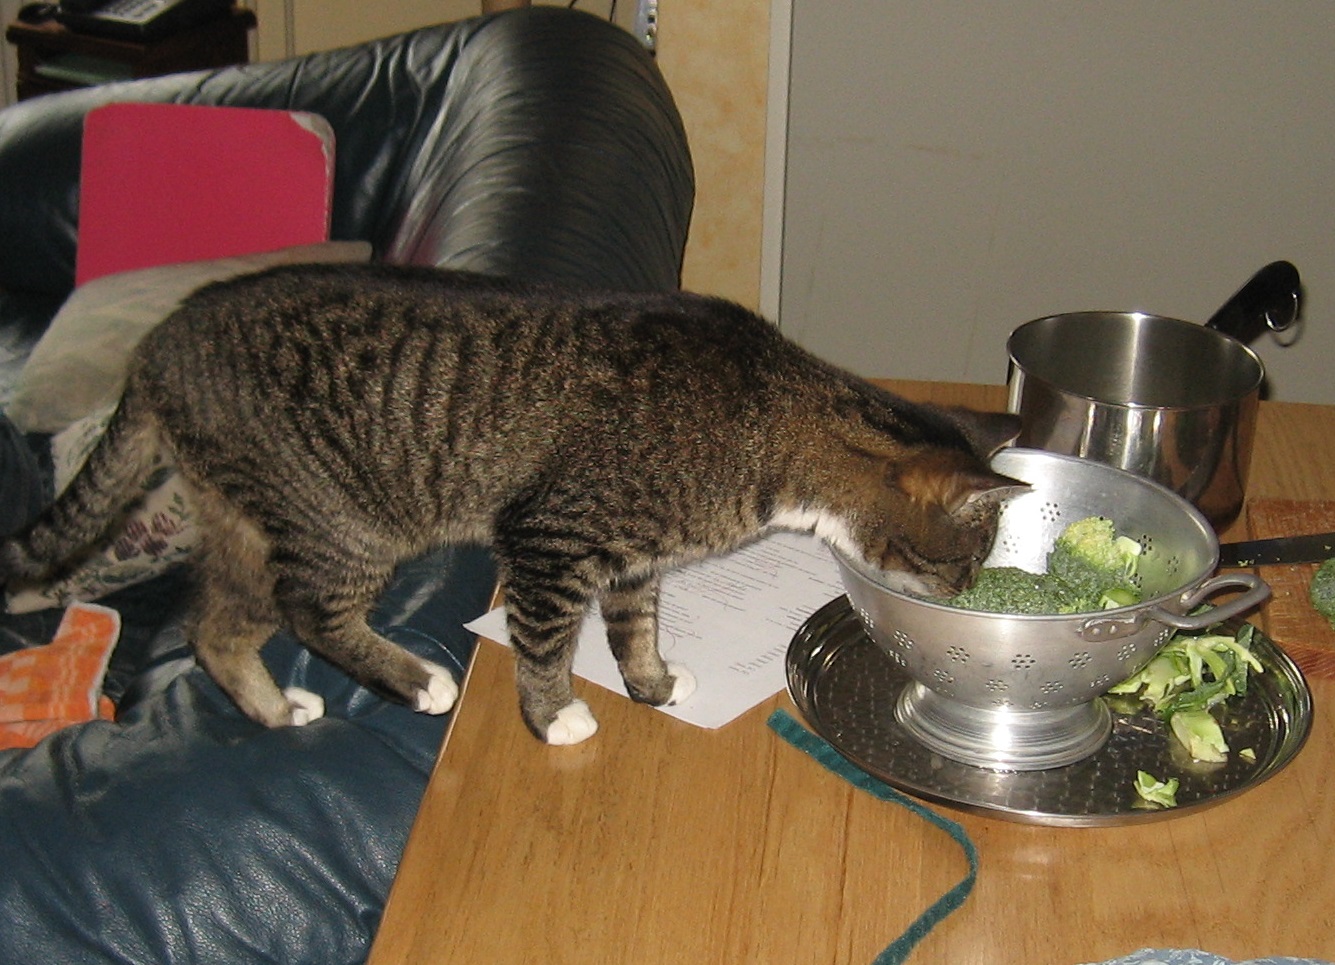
[666,662,697,705]
[543,699,599,745]
[284,687,326,726]
[414,660,458,715]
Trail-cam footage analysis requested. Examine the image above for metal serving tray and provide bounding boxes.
[786,596,1312,827]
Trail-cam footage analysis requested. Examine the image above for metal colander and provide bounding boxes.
[834,448,1270,771]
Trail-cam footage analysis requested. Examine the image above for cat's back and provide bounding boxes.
[134,263,801,406]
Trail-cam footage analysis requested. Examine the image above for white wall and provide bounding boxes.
[774,2,1335,403]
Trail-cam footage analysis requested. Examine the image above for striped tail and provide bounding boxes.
[0,395,165,589]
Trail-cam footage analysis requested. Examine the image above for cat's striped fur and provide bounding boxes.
[1,264,1021,744]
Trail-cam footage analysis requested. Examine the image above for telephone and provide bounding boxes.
[56,0,232,41]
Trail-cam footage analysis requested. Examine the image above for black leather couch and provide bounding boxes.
[0,8,693,963]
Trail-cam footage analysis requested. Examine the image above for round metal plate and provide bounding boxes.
[786,596,1313,827]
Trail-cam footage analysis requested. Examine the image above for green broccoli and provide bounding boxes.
[940,515,1143,615]
[1046,516,1143,611]
[945,566,1077,614]
[1310,558,1335,630]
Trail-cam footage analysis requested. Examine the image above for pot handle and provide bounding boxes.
[1204,260,1301,343]
[1078,573,1270,641]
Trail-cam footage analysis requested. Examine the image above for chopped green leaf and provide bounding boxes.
[1135,770,1180,808]
[1169,709,1230,763]
[1116,622,1264,799]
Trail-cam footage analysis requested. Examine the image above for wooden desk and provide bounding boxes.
[370,381,1335,965]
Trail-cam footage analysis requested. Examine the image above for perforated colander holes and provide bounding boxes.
[932,668,956,688]
[855,605,877,634]
[945,645,969,664]
[982,683,1009,715]
[1038,501,1063,524]
[1011,653,1037,671]
[1090,674,1113,690]
[1115,641,1139,662]
[1068,651,1093,670]
[880,629,912,666]
[1039,680,1064,695]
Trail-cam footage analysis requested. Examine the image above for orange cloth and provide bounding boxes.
[0,603,120,749]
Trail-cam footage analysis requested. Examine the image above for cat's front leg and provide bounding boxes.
[601,572,696,708]
[503,585,599,745]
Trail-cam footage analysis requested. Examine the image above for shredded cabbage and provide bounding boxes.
[1113,623,1264,806]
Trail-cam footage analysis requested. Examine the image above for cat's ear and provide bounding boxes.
[951,474,1030,515]
[895,450,1028,515]
[943,409,1023,458]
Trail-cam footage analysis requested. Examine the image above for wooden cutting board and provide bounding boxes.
[1239,498,1335,680]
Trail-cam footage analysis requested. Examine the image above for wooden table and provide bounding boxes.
[369,381,1335,965]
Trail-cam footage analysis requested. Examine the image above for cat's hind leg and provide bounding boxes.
[190,494,320,728]
[270,551,459,718]
[601,572,696,707]
[192,491,455,726]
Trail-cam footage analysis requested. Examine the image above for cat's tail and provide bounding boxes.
[0,393,166,592]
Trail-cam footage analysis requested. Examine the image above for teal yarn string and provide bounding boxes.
[767,708,978,965]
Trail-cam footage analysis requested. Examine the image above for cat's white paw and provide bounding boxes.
[414,660,458,715]
[666,663,697,705]
[543,699,599,745]
[284,687,326,726]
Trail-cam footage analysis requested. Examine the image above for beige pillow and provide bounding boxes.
[4,240,372,434]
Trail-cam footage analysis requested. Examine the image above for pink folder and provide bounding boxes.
[76,102,335,286]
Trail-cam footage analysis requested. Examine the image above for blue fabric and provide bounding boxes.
[0,543,495,965]
[1085,951,1333,965]
[0,425,496,964]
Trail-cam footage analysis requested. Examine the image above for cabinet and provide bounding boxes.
[5,6,254,101]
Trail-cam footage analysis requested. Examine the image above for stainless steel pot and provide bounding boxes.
[1006,262,1300,530]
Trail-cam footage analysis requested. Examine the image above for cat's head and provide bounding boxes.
[823,405,1026,596]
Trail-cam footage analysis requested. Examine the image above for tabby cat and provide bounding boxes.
[1,264,1022,745]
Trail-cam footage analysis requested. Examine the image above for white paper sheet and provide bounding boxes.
[463,531,846,729]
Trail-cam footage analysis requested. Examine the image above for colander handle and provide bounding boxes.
[1078,573,1271,641]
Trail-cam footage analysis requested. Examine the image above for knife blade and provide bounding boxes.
[1217,531,1335,567]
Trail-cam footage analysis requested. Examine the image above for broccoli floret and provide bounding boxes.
[1046,516,1142,611]
[1310,558,1335,630]
[940,516,1142,615]
[945,566,1076,614]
